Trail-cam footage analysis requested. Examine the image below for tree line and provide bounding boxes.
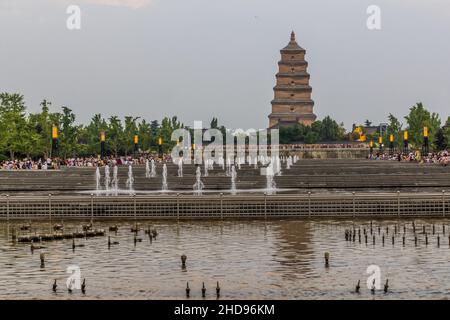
[0,93,185,160]
[2,93,449,160]
[353,102,450,151]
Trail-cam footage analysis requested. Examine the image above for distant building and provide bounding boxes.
[268,31,317,128]
[352,123,388,141]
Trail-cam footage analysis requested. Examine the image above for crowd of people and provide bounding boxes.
[0,153,173,170]
[281,143,367,150]
[2,148,449,170]
[368,150,450,166]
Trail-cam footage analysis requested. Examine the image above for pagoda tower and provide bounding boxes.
[268,31,317,128]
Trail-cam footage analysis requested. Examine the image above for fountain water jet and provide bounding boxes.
[230,165,237,195]
[126,165,134,192]
[112,165,119,195]
[162,164,169,191]
[204,161,208,177]
[145,160,150,178]
[95,167,101,191]
[265,161,277,195]
[104,165,111,192]
[177,159,183,177]
[150,159,156,178]
[193,166,204,196]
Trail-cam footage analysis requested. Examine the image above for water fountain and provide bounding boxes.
[177,159,183,177]
[145,160,150,178]
[275,156,282,176]
[112,165,119,195]
[265,162,277,195]
[204,161,209,177]
[126,165,134,192]
[95,167,101,191]
[207,159,214,170]
[162,164,168,191]
[226,157,231,176]
[193,166,204,196]
[150,159,156,178]
[104,165,111,192]
[230,165,237,195]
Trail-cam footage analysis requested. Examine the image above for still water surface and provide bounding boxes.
[1,219,450,299]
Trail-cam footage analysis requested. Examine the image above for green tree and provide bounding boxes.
[107,116,124,157]
[386,113,403,149]
[444,117,450,148]
[210,117,218,129]
[82,114,108,156]
[137,119,151,151]
[123,116,140,155]
[434,128,447,151]
[405,102,441,149]
[304,131,319,144]
[59,106,79,158]
[0,93,28,159]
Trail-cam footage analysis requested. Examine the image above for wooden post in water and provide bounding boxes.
[397,191,401,216]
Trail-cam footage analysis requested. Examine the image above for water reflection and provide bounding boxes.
[1,219,450,299]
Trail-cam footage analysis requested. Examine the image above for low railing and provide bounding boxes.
[0,192,448,220]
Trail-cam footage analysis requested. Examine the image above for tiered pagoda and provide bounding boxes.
[268,31,317,128]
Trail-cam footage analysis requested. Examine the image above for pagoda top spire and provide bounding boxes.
[281,30,305,52]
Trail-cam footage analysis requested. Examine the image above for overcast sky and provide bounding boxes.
[1,0,450,130]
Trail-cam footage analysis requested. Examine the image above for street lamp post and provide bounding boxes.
[158,137,163,158]
[100,131,106,159]
[389,134,394,156]
[134,134,139,158]
[403,130,409,154]
[423,126,429,155]
[51,126,59,158]
[378,136,383,154]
